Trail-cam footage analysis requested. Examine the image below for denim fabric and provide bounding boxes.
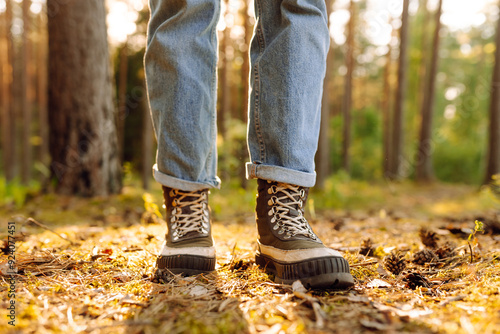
[145,0,329,191]
[145,0,221,191]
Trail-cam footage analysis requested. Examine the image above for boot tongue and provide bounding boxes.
[287,208,301,217]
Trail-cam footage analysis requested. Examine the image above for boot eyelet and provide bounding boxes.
[278,229,284,234]
[273,224,279,230]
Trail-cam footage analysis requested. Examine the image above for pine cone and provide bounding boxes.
[412,248,438,265]
[403,271,431,289]
[419,228,439,249]
[435,241,457,259]
[360,238,374,256]
[383,251,407,275]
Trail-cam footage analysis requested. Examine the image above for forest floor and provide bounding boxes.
[0,179,499,334]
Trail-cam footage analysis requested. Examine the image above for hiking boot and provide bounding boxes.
[155,186,216,279]
[255,179,354,289]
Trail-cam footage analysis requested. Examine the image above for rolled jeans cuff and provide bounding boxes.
[245,162,316,188]
[153,164,221,191]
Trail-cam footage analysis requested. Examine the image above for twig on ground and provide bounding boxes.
[26,217,75,245]
[350,260,379,267]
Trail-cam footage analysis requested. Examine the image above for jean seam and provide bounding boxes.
[253,0,266,163]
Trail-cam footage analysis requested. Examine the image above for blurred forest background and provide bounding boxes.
[1,0,500,203]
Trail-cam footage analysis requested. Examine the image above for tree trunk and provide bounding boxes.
[382,33,393,179]
[389,0,410,180]
[485,1,500,184]
[218,0,230,180]
[239,0,252,188]
[47,0,121,196]
[316,0,334,189]
[341,0,355,173]
[21,0,32,184]
[142,97,153,190]
[416,0,442,182]
[218,0,230,140]
[6,0,16,181]
[117,41,128,166]
[37,8,49,178]
[1,6,12,181]
[417,0,430,114]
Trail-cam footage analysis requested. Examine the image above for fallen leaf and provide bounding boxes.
[367,279,392,288]
[188,285,209,297]
[292,280,307,293]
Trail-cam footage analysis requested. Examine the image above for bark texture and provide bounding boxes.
[316,0,334,189]
[416,0,442,182]
[341,0,355,173]
[22,0,32,184]
[239,0,252,188]
[1,0,14,181]
[389,0,410,180]
[48,0,121,196]
[382,36,392,179]
[485,1,500,184]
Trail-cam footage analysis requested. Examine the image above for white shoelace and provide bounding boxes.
[169,189,209,241]
[267,182,317,240]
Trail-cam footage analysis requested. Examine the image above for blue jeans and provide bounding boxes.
[145,0,329,191]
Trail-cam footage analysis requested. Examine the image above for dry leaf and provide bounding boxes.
[367,279,392,288]
[188,285,209,297]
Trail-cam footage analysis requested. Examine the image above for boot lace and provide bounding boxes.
[169,189,209,241]
[267,182,318,241]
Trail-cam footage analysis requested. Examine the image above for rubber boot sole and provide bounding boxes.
[155,254,216,279]
[255,252,354,290]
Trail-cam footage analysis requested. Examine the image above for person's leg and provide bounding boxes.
[246,0,326,186]
[146,0,221,192]
[247,0,354,289]
[145,0,220,278]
